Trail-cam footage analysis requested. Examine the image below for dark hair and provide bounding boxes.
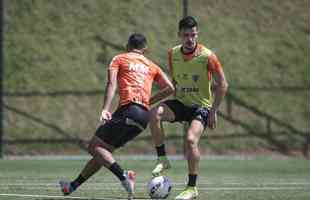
[178,16,198,31]
[127,33,147,50]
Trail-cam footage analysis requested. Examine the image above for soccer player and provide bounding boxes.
[149,16,228,200]
[59,33,174,199]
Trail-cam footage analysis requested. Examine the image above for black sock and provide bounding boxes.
[188,174,197,187]
[156,144,166,157]
[109,162,125,181]
[70,174,86,190]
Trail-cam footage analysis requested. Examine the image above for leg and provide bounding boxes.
[185,119,204,177]
[149,103,175,147]
[88,135,116,168]
[89,136,136,199]
[149,103,175,176]
[78,135,116,181]
[60,135,135,198]
[59,136,115,196]
[91,103,149,198]
[61,104,146,198]
[175,119,203,200]
[79,158,102,180]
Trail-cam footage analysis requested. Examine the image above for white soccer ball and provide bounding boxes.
[147,176,172,199]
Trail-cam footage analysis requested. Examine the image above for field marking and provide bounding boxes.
[200,186,310,191]
[1,180,309,200]
[0,193,129,200]
[1,186,309,191]
[1,185,310,200]
[1,181,310,186]
[1,184,310,200]
[1,185,309,192]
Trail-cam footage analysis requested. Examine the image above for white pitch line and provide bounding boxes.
[1,187,309,192]
[200,186,310,191]
[1,185,309,192]
[0,193,129,200]
[1,186,310,200]
[1,181,310,186]
[0,186,310,200]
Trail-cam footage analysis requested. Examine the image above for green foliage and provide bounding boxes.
[3,0,310,155]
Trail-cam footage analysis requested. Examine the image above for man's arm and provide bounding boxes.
[150,69,175,105]
[208,53,228,129]
[211,67,228,111]
[100,68,118,121]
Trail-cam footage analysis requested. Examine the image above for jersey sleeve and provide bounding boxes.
[207,53,222,80]
[208,53,222,73]
[153,65,163,83]
[109,55,121,70]
[153,65,170,89]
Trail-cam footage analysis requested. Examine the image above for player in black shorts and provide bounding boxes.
[149,16,228,200]
[164,99,210,127]
[95,102,149,148]
[59,33,174,199]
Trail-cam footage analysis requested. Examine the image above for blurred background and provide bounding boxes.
[2,0,310,157]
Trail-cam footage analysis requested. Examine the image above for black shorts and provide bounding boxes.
[164,99,209,127]
[95,103,149,148]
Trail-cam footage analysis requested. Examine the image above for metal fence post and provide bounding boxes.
[183,0,188,18]
[0,0,4,159]
[226,95,233,119]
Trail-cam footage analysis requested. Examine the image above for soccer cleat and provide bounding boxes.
[175,186,198,200]
[121,170,136,199]
[152,156,171,177]
[59,180,74,196]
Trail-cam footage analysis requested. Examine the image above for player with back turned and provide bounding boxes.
[59,33,174,199]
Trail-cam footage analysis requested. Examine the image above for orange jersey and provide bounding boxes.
[109,52,163,109]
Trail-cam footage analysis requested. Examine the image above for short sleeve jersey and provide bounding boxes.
[168,44,222,108]
[109,52,163,109]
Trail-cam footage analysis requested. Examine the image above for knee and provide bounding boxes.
[87,138,102,156]
[88,143,110,157]
[150,105,164,123]
[87,142,96,156]
[186,133,198,149]
[185,136,200,160]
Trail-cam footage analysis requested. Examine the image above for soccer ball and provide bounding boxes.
[147,176,172,199]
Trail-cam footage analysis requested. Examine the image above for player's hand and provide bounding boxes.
[100,110,112,122]
[207,109,217,129]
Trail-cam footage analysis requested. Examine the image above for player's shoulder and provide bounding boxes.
[170,44,182,52]
[197,43,213,56]
[114,52,130,59]
[110,52,127,63]
[148,59,162,72]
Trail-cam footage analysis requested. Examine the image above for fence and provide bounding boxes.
[3,87,310,157]
[2,0,309,157]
